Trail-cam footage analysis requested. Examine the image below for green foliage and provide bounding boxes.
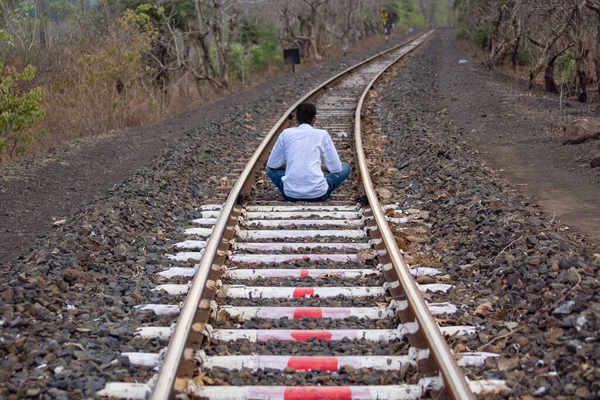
[431,0,454,27]
[455,27,468,40]
[472,25,488,49]
[158,0,195,31]
[248,28,282,71]
[515,44,534,66]
[77,4,160,85]
[0,29,13,45]
[238,17,269,45]
[0,30,45,155]
[556,51,575,84]
[228,22,283,81]
[121,3,164,29]
[229,42,248,79]
[46,0,78,23]
[396,0,426,30]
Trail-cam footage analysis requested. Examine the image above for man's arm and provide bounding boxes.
[322,133,343,173]
[266,135,286,170]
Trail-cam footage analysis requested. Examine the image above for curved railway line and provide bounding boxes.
[99,31,509,399]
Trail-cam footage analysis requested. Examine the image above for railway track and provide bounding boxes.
[99,31,508,399]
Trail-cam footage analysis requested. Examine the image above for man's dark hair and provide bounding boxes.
[296,103,317,125]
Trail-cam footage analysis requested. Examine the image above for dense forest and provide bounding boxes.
[0,0,454,161]
[455,0,600,103]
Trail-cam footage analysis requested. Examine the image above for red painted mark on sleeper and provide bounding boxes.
[292,288,314,298]
[291,330,332,341]
[293,307,323,319]
[284,386,353,400]
[287,356,338,372]
[300,269,309,277]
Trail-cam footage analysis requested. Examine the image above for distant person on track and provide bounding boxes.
[266,103,351,201]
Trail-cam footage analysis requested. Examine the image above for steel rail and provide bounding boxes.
[353,31,476,399]
[150,31,433,400]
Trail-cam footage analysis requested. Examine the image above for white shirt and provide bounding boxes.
[267,124,342,199]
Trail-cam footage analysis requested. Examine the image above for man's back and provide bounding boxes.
[267,123,342,199]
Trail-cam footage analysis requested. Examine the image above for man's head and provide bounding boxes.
[296,103,317,125]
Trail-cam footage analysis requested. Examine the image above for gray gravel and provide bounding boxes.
[203,338,409,356]
[224,295,391,308]
[202,364,418,387]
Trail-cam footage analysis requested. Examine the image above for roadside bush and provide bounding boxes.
[515,43,534,66]
[248,28,283,72]
[472,25,489,50]
[229,43,250,80]
[455,27,468,41]
[229,22,283,82]
[0,30,46,158]
[556,51,575,85]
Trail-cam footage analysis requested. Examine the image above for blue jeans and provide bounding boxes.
[266,162,351,202]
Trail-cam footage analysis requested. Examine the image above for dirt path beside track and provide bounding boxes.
[435,28,599,246]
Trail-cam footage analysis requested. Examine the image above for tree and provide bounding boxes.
[586,0,600,94]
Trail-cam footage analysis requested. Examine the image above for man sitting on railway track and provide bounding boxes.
[266,103,351,201]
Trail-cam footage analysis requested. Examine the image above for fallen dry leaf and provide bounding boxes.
[416,276,437,284]
[474,302,494,316]
[395,236,410,251]
[175,378,189,390]
[454,343,468,352]
[193,375,205,386]
[219,176,231,187]
[357,249,375,262]
[376,188,392,199]
[498,357,519,371]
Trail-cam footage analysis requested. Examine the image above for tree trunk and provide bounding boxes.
[38,0,47,49]
[510,17,522,69]
[594,9,600,94]
[545,50,559,94]
[576,63,588,103]
[212,0,228,88]
[510,38,520,68]
[573,5,588,103]
[307,3,321,60]
[488,5,505,57]
[193,0,217,83]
